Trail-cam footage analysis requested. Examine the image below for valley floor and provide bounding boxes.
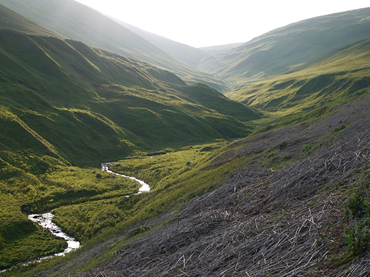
[36,93,370,276]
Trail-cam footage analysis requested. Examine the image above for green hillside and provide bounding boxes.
[0,6,259,268]
[183,83,261,122]
[198,7,370,89]
[2,4,370,276]
[228,37,370,127]
[0,0,228,91]
[0,29,254,165]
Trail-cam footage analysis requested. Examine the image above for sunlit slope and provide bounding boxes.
[227,38,370,122]
[0,29,254,165]
[0,0,228,91]
[199,7,370,89]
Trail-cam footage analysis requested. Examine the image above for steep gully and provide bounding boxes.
[3,163,150,273]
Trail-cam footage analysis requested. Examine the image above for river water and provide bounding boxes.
[28,213,80,255]
[1,164,150,273]
[101,162,151,193]
[30,163,150,256]
[0,214,80,274]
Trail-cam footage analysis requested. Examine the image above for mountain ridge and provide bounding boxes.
[0,4,62,38]
[227,37,370,122]
[111,18,211,68]
[0,27,255,165]
[198,7,370,89]
[0,0,229,91]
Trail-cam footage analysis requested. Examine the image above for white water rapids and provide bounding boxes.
[28,213,80,255]
[0,214,80,274]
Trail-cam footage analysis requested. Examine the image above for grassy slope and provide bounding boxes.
[0,28,254,165]
[227,37,370,128]
[0,6,258,269]
[13,91,370,276]
[0,0,228,91]
[2,4,370,275]
[114,19,211,68]
[198,7,370,89]
[182,83,261,122]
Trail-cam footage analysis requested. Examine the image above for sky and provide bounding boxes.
[75,0,370,48]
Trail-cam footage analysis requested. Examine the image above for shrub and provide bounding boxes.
[343,179,370,257]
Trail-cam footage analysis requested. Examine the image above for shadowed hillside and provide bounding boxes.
[0,0,228,91]
[0,29,254,165]
[0,4,61,38]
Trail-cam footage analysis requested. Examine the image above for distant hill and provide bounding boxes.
[0,4,61,37]
[198,7,370,89]
[0,0,228,91]
[113,19,211,68]
[227,37,370,125]
[199,43,244,55]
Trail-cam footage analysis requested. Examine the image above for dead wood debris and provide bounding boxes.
[72,95,370,276]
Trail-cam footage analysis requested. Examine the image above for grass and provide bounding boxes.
[0,28,254,165]
[0,141,229,272]
[228,38,370,131]
[0,19,256,270]
[1,3,370,275]
[0,0,228,91]
[199,7,370,89]
[0,161,141,270]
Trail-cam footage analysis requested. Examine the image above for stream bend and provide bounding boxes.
[2,164,150,273]
[101,162,151,193]
[29,163,149,258]
[28,213,80,255]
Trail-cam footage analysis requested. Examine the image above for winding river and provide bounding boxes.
[1,164,150,273]
[101,162,150,193]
